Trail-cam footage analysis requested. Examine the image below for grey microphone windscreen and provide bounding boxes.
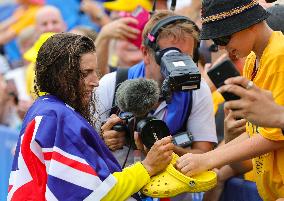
[115,78,160,117]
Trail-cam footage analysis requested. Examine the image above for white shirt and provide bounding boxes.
[94,70,217,166]
[94,71,217,144]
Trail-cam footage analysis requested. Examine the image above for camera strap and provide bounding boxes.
[110,67,129,115]
[178,92,193,133]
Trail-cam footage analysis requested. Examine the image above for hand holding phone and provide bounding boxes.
[207,59,241,101]
[120,6,150,48]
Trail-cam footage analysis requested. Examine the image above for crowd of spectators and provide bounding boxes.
[1,0,284,200]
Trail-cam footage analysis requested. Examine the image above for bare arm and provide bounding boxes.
[95,17,140,76]
[80,0,111,27]
[0,29,16,45]
[176,134,284,176]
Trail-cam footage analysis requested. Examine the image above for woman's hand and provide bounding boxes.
[141,136,174,176]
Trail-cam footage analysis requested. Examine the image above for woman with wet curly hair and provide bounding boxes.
[8,33,174,201]
[34,32,97,122]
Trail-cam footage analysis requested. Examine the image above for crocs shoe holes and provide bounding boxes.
[189,181,195,187]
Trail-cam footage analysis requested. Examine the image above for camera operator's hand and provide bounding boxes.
[101,114,126,151]
[141,136,174,177]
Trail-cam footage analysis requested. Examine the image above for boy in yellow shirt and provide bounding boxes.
[175,0,284,200]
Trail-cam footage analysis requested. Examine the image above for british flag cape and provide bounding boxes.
[8,95,124,200]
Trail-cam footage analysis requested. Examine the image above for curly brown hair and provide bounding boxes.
[35,33,96,120]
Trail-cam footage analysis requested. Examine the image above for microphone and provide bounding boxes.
[115,78,160,117]
[170,0,177,11]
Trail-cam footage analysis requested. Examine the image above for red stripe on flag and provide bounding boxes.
[43,152,52,160]
[52,151,97,176]
[8,185,12,193]
[11,119,47,201]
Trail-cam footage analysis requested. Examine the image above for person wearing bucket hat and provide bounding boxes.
[176,0,284,200]
[200,0,270,42]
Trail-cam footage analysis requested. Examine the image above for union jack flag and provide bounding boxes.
[8,95,123,200]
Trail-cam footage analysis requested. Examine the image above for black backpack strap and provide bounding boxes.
[179,91,193,132]
[110,68,129,115]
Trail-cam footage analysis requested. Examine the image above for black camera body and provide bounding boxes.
[112,112,170,149]
[158,48,201,102]
[160,48,201,90]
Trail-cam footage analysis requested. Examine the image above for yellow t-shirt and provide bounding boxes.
[243,31,284,201]
[212,91,225,115]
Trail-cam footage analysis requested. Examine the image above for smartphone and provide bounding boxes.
[207,59,240,101]
[120,6,150,48]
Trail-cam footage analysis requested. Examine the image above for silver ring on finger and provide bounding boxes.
[246,80,254,90]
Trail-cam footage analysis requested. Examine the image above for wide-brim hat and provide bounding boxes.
[103,0,152,12]
[200,0,270,40]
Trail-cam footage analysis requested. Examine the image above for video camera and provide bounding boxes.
[157,47,201,103]
[144,15,202,103]
[112,112,170,149]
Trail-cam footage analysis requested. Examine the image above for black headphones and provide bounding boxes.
[144,15,200,64]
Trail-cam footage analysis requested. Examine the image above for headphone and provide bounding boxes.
[144,15,200,64]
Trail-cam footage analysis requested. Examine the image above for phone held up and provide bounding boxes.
[120,6,150,48]
[207,59,240,101]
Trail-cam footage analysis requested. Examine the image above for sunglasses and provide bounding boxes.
[212,35,231,46]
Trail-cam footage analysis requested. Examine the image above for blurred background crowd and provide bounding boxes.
[0,0,284,200]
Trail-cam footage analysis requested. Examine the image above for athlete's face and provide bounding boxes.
[79,52,99,107]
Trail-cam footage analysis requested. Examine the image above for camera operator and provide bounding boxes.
[95,10,217,166]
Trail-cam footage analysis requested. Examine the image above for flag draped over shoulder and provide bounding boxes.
[8,95,122,200]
